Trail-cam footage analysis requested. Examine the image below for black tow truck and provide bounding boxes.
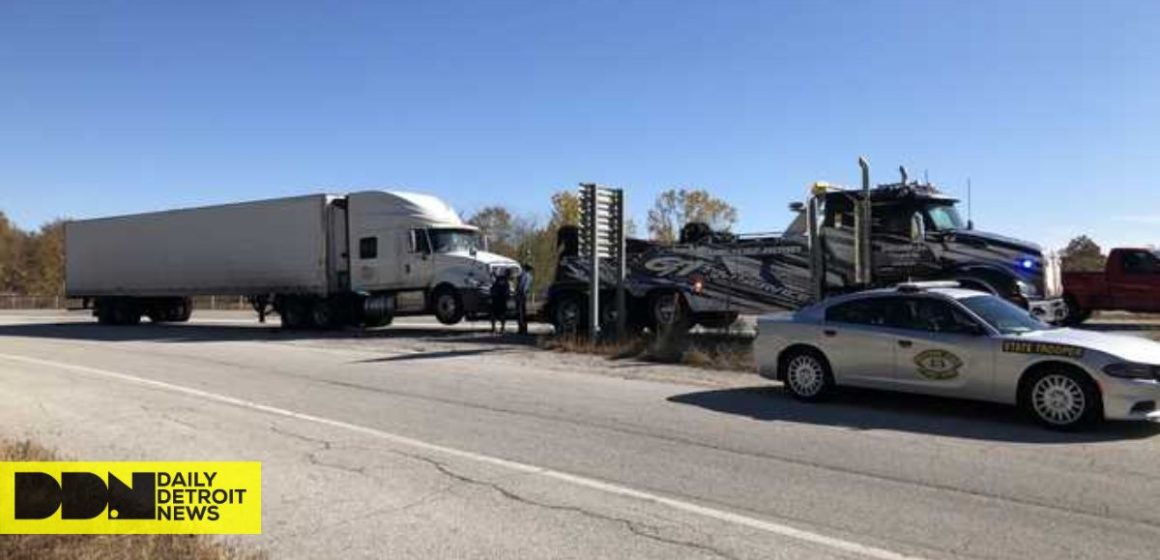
[545,160,1066,335]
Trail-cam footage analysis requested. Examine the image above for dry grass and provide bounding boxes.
[540,331,755,372]
[0,439,264,560]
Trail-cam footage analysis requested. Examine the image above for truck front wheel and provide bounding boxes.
[650,291,691,335]
[1063,294,1091,326]
[432,287,464,325]
[551,292,586,335]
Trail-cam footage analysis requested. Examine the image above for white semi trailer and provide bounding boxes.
[65,191,520,328]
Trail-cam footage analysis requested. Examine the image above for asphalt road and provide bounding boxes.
[1,311,1159,559]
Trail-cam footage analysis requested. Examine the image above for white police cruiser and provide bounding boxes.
[755,282,1160,430]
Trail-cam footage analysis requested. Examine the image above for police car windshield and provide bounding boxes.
[959,295,1051,334]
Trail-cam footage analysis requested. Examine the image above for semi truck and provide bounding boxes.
[65,191,520,328]
[545,160,1066,334]
[1062,247,1160,324]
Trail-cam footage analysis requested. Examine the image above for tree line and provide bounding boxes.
[6,186,1121,297]
[0,213,65,296]
[0,188,739,296]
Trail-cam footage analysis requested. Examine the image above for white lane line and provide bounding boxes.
[0,352,923,560]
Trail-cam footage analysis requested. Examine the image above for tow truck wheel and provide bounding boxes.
[551,292,586,335]
[433,287,464,325]
[1020,367,1100,430]
[650,292,691,334]
[781,348,834,402]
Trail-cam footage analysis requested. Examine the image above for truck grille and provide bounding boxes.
[1042,253,1063,298]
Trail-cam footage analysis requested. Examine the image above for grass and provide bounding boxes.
[540,330,755,372]
[0,439,265,560]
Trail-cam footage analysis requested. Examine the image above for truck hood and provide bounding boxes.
[1013,328,1160,364]
[442,250,519,267]
[949,230,1042,255]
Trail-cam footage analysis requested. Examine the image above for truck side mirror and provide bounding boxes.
[909,212,925,242]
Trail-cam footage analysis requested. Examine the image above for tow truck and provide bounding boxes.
[545,159,1066,335]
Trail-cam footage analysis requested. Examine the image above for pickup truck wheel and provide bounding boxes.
[1062,295,1090,326]
[1020,367,1100,430]
[433,287,464,325]
[782,349,835,402]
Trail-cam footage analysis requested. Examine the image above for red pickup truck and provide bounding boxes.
[1062,247,1160,324]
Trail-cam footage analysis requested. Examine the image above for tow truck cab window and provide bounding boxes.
[871,203,913,235]
[823,196,855,228]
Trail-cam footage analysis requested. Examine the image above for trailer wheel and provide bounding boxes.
[280,298,311,329]
[432,287,464,325]
[172,298,192,322]
[649,291,691,334]
[110,301,141,326]
[311,299,337,330]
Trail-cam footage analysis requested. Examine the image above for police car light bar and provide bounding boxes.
[895,281,962,292]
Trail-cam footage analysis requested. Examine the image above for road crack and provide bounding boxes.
[393,450,740,560]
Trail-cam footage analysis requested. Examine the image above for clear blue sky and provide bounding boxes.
[2,0,1156,250]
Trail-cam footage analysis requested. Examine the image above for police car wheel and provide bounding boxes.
[783,350,834,402]
[1022,369,1100,430]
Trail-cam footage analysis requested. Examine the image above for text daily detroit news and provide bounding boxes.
[0,462,261,534]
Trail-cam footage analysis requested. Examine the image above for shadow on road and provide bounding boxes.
[356,348,504,363]
[0,321,542,348]
[668,386,1160,444]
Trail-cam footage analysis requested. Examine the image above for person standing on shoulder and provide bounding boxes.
[516,264,534,335]
[489,269,511,334]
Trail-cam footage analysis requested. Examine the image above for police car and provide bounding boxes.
[755,282,1160,430]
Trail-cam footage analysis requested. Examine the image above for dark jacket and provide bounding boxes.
[490,277,511,313]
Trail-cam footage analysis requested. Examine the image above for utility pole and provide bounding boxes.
[578,183,626,338]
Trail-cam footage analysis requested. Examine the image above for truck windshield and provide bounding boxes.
[959,295,1051,334]
[429,229,483,254]
[924,204,964,231]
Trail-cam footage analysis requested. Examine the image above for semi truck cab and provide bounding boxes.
[346,191,520,325]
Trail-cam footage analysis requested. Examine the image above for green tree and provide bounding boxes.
[467,206,519,257]
[0,212,28,293]
[22,220,66,295]
[549,191,580,229]
[646,189,738,242]
[1060,235,1106,272]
